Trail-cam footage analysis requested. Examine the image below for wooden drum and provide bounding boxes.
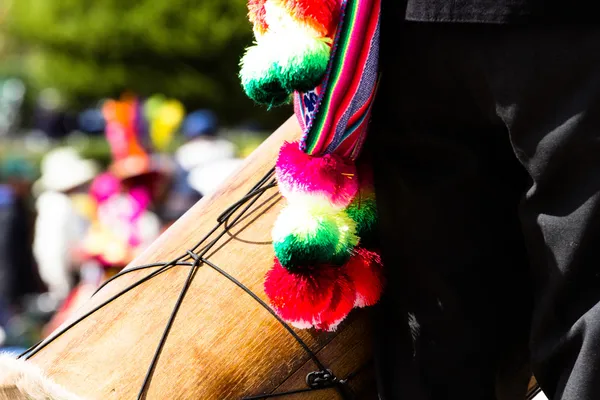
[25,117,376,399]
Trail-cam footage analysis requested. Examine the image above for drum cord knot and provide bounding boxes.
[17,167,363,400]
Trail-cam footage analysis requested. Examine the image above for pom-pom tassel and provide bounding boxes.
[239,44,291,107]
[268,0,341,37]
[276,141,358,209]
[342,248,384,308]
[272,202,359,270]
[248,0,269,36]
[276,33,331,92]
[264,259,356,330]
[240,34,331,106]
[345,187,378,246]
[315,271,356,331]
[345,161,379,246]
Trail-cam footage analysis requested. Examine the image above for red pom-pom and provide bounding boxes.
[342,248,384,308]
[264,258,357,330]
[264,258,337,328]
[248,0,269,35]
[315,272,355,331]
[280,0,341,37]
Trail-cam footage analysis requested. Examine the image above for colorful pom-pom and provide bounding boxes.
[276,33,331,92]
[272,202,359,270]
[242,0,338,105]
[250,32,330,93]
[239,44,291,107]
[342,248,384,308]
[245,0,382,333]
[276,141,359,209]
[345,189,378,246]
[264,259,338,329]
[269,0,341,37]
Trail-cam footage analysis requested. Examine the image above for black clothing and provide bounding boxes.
[0,186,44,308]
[404,0,599,24]
[372,22,600,400]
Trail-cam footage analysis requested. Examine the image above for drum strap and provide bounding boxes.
[295,0,381,160]
[17,169,363,400]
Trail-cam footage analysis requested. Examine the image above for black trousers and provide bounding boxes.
[371,22,600,400]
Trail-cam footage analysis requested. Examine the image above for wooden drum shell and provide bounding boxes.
[29,117,375,400]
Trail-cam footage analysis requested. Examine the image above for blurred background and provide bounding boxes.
[0,0,291,355]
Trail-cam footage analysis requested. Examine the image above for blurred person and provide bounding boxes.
[160,160,202,228]
[46,163,165,334]
[0,184,23,325]
[32,147,99,303]
[0,78,26,138]
[187,157,244,199]
[82,170,163,271]
[161,110,236,225]
[0,158,48,350]
[119,171,163,252]
[77,107,106,135]
[175,109,236,173]
[0,158,44,314]
[41,255,104,338]
[82,95,167,270]
[43,94,169,339]
[32,88,70,140]
[49,158,164,337]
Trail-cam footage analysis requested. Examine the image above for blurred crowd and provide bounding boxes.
[0,92,259,355]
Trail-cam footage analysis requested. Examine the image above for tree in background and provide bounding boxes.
[3,0,291,128]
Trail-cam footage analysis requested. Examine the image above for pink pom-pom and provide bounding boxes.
[276,141,359,209]
[342,248,384,308]
[315,272,355,331]
[264,258,337,329]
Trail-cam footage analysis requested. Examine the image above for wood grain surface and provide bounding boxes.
[29,116,375,399]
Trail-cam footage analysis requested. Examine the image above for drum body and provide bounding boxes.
[27,117,376,399]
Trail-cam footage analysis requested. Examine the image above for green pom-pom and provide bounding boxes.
[242,78,290,106]
[346,191,379,247]
[272,202,359,271]
[276,34,331,92]
[239,30,330,105]
[239,44,291,107]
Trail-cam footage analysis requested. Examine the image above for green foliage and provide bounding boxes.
[4,0,292,128]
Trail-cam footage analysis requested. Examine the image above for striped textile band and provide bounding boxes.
[294,0,381,160]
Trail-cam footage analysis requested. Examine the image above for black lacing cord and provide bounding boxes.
[18,167,359,400]
[16,261,193,360]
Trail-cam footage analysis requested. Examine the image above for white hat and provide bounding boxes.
[187,158,244,196]
[175,138,236,172]
[34,147,100,194]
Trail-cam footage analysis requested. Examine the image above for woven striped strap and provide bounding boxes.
[294,0,381,160]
